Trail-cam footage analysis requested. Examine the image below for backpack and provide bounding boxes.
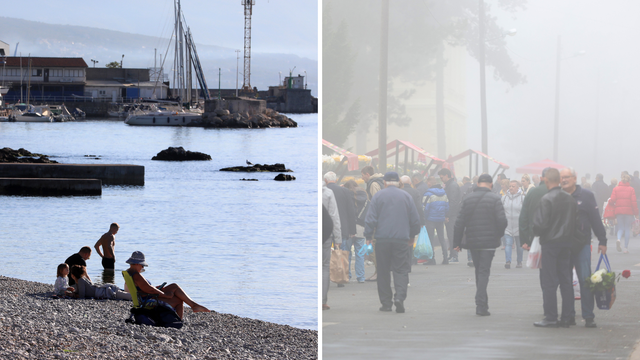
[126,298,183,329]
[354,190,370,227]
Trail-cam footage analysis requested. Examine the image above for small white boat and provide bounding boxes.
[9,104,54,122]
[125,110,202,126]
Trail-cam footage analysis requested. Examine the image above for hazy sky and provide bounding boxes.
[4,0,318,60]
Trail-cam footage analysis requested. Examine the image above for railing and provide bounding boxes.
[2,95,142,103]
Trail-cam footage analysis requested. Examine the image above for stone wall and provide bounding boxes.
[205,98,266,116]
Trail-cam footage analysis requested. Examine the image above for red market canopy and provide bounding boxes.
[365,139,445,175]
[516,158,567,175]
[322,139,360,171]
[445,149,509,178]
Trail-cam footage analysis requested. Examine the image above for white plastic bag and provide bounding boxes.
[526,236,541,269]
[573,267,581,300]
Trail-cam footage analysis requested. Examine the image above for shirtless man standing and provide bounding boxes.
[94,223,119,270]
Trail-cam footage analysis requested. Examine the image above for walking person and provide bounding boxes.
[361,165,384,281]
[502,180,525,269]
[560,168,608,328]
[438,168,462,263]
[324,171,357,285]
[521,174,535,195]
[591,173,610,217]
[364,172,421,313]
[519,168,550,250]
[322,183,341,311]
[606,173,639,253]
[422,175,449,265]
[343,179,368,283]
[530,168,576,328]
[453,174,507,316]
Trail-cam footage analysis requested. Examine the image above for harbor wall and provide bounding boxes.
[0,178,102,196]
[205,98,267,115]
[0,164,144,185]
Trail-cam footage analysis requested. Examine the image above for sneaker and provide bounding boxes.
[624,248,629,254]
[449,257,459,263]
[585,319,597,328]
[322,304,330,310]
[425,258,436,265]
[617,240,622,252]
[394,301,405,313]
[379,305,392,312]
[441,259,449,265]
[337,283,345,288]
[516,262,522,268]
[505,262,511,269]
[467,261,474,267]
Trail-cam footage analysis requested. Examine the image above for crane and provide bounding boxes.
[242,0,255,91]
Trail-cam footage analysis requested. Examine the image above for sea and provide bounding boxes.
[0,114,318,330]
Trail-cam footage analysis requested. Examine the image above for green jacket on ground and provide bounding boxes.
[519,182,548,247]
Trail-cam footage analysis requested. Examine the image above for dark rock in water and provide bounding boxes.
[240,178,258,181]
[274,174,296,181]
[194,108,298,129]
[0,147,58,163]
[152,147,212,161]
[220,163,293,172]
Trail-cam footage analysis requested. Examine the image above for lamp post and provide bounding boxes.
[235,50,241,97]
[304,70,307,89]
[91,59,98,68]
[552,35,586,162]
[121,54,124,68]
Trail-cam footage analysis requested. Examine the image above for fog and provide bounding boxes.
[323,0,640,183]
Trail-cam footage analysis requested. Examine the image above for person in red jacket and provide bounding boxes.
[606,174,639,253]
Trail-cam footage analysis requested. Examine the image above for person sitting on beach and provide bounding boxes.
[54,263,75,297]
[69,265,131,300]
[125,251,210,319]
[65,246,92,286]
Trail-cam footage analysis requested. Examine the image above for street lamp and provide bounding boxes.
[553,35,586,162]
[304,70,307,89]
[91,59,99,68]
[479,0,517,172]
[121,54,125,68]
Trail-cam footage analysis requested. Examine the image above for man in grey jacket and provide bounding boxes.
[532,168,577,328]
[364,172,421,313]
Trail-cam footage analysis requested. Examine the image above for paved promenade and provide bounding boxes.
[323,240,640,359]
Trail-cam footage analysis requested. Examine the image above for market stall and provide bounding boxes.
[365,139,445,175]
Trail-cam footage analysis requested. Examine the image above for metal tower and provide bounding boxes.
[242,0,255,91]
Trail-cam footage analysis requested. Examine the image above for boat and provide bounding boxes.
[125,106,202,126]
[47,105,75,122]
[9,103,53,122]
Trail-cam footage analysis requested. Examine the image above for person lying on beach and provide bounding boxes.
[54,263,75,297]
[124,251,211,319]
[69,265,132,300]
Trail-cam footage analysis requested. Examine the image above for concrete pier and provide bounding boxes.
[0,164,144,185]
[0,178,102,196]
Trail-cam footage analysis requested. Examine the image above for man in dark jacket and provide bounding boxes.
[453,174,507,316]
[439,168,462,263]
[364,172,421,313]
[401,175,425,225]
[461,176,473,196]
[324,171,357,285]
[591,173,610,217]
[412,173,430,198]
[532,168,576,328]
[560,168,607,328]
[520,168,551,248]
[423,175,449,265]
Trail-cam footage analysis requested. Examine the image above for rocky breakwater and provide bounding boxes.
[196,108,297,129]
[151,147,212,161]
[0,147,58,163]
[0,276,318,359]
[219,163,292,173]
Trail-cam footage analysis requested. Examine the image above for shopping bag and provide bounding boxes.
[633,219,640,237]
[526,236,541,269]
[413,226,433,260]
[330,249,350,284]
[593,254,616,310]
[573,267,581,300]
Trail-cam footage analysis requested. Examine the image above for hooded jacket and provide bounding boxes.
[502,189,524,237]
[423,185,449,223]
[607,181,639,216]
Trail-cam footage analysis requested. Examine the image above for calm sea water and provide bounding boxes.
[0,114,318,330]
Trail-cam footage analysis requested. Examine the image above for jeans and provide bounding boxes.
[425,221,448,261]
[504,235,523,263]
[469,249,495,311]
[570,243,595,320]
[376,241,411,307]
[341,237,365,282]
[322,240,331,305]
[540,241,574,321]
[445,215,458,258]
[616,214,634,248]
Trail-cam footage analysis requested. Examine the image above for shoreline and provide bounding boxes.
[0,275,318,359]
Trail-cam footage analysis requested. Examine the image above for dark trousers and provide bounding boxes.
[470,249,495,311]
[540,241,574,321]
[445,215,458,258]
[322,240,331,305]
[426,221,448,261]
[376,241,411,307]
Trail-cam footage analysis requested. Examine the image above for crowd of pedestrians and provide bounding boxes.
[321,164,639,328]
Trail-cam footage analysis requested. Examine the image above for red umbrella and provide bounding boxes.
[515,158,567,175]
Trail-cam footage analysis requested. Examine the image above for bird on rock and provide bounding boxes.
[246,160,253,165]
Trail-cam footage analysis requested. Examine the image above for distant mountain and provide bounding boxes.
[0,17,317,95]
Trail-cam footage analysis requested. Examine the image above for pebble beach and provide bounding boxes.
[0,276,318,359]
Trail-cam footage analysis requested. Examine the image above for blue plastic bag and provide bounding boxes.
[358,242,373,257]
[413,226,433,260]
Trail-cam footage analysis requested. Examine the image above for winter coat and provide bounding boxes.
[423,186,449,223]
[591,179,610,210]
[453,187,507,250]
[519,182,548,247]
[533,186,577,244]
[354,188,370,227]
[502,189,524,237]
[364,185,421,242]
[402,186,425,224]
[443,178,462,218]
[327,182,357,239]
[607,181,639,216]
[366,173,385,199]
[571,185,607,247]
